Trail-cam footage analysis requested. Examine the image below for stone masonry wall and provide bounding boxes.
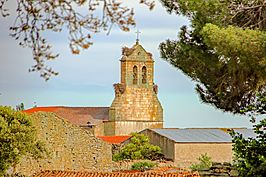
[109,87,163,122]
[108,43,163,136]
[198,162,239,177]
[16,112,112,176]
[121,60,154,87]
[104,121,163,136]
[121,44,153,86]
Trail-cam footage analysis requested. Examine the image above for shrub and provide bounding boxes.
[230,118,266,177]
[0,106,48,176]
[131,161,157,172]
[113,133,163,161]
[190,153,212,171]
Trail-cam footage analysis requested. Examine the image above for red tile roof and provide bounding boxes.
[24,106,109,126]
[98,136,131,144]
[32,171,200,177]
[24,106,60,114]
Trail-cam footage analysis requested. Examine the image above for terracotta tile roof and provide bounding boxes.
[24,106,60,114]
[32,171,200,177]
[24,106,109,126]
[118,167,196,174]
[98,136,131,144]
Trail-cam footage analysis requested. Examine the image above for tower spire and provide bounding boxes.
[135,29,141,44]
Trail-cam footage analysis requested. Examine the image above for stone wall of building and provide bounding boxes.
[81,123,105,136]
[94,123,105,136]
[16,112,112,176]
[104,121,163,136]
[108,43,163,136]
[120,44,154,87]
[109,87,163,122]
[174,143,233,167]
[109,86,163,135]
[120,60,154,87]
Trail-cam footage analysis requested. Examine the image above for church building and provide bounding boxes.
[105,41,163,135]
[25,41,163,136]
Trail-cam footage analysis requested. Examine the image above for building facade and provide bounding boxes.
[105,42,163,135]
[141,128,234,167]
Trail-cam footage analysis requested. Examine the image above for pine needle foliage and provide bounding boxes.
[159,0,266,114]
[159,1,266,176]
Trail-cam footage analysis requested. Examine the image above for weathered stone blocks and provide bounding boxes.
[108,42,163,135]
[16,112,112,176]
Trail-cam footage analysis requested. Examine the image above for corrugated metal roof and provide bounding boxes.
[150,128,255,143]
[151,128,233,143]
[234,129,257,139]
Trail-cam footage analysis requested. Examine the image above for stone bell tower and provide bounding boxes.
[105,41,163,135]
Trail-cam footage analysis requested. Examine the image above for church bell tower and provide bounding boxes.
[105,41,163,135]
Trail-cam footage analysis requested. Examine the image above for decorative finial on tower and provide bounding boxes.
[135,29,141,44]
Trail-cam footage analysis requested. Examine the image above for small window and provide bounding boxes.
[142,66,147,84]
[133,66,138,85]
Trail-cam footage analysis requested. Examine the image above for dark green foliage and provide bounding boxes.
[240,92,266,115]
[15,103,24,111]
[113,133,163,161]
[230,119,266,177]
[230,90,266,177]
[190,153,212,171]
[131,161,157,172]
[159,1,266,176]
[159,0,266,114]
[0,106,48,176]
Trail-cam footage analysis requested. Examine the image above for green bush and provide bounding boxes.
[230,118,266,177]
[190,153,212,171]
[113,133,163,161]
[0,106,48,176]
[131,161,157,172]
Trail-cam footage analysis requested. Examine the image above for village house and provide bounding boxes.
[140,128,255,166]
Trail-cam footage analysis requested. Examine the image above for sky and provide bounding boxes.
[0,0,251,128]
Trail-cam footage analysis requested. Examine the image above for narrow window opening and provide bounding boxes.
[133,66,138,85]
[142,66,147,84]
